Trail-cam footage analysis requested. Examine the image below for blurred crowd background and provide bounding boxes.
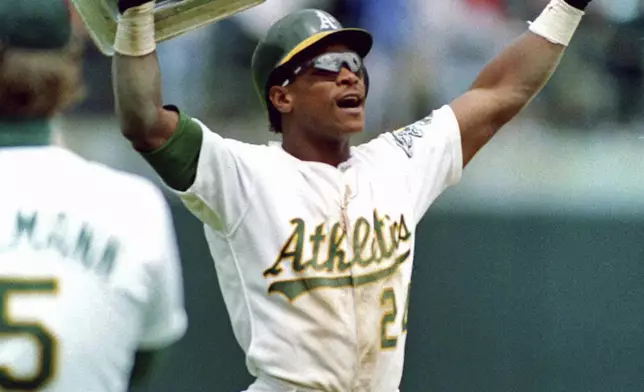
[71,0,644,132]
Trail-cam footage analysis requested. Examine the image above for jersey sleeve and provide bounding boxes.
[136,188,188,351]
[369,105,463,223]
[141,107,254,233]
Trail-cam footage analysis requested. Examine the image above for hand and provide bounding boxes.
[118,0,155,14]
[563,0,591,11]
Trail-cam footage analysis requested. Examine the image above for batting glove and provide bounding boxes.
[118,0,155,15]
[563,0,591,11]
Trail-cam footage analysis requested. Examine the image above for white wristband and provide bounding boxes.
[528,0,584,46]
[114,1,156,56]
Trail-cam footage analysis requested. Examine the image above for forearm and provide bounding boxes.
[113,53,200,189]
[111,0,177,151]
[112,53,165,143]
[450,0,590,166]
[470,31,566,126]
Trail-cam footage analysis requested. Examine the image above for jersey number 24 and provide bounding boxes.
[380,284,411,350]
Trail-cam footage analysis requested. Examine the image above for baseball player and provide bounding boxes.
[0,1,187,391]
[109,0,592,390]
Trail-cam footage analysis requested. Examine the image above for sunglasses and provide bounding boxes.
[282,52,364,86]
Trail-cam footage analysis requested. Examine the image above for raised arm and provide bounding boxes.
[450,0,590,167]
[112,0,178,151]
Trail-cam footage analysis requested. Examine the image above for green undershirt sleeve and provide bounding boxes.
[140,106,203,192]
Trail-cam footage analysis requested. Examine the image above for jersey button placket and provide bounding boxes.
[342,168,373,392]
[337,166,360,389]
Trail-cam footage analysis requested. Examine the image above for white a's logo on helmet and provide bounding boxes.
[316,10,338,30]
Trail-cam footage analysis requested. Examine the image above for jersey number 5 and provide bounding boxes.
[380,284,411,350]
[0,279,58,390]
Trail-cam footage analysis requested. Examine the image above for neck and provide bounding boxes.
[0,118,52,147]
[282,130,351,167]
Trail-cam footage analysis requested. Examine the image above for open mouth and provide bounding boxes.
[336,94,364,109]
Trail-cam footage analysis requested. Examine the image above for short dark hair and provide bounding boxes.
[265,66,293,133]
[267,103,283,133]
[0,34,84,118]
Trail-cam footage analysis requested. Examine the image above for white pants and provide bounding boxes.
[243,374,321,392]
[242,374,400,392]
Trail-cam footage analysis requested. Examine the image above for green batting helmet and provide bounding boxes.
[251,9,373,110]
[0,0,71,50]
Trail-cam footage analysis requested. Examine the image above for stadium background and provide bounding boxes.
[60,0,644,391]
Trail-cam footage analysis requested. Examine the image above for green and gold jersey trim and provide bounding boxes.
[0,119,51,147]
[140,106,203,192]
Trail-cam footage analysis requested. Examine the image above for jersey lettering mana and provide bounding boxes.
[168,105,462,392]
[0,146,188,392]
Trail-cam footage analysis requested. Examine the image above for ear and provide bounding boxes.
[268,85,293,114]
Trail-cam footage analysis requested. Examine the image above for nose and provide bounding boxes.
[337,66,360,87]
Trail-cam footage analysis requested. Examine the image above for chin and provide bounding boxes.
[332,105,365,135]
[343,119,364,134]
[336,112,365,135]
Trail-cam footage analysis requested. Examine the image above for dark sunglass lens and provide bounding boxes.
[310,53,363,73]
[312,54,331,71]
[350,56,361,71]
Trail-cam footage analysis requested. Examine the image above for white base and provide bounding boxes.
[69,0,265,56]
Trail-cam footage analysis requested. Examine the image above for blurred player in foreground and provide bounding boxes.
[108,0,592,391]
[0,1,188,391]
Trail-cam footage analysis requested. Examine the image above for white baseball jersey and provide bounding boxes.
[0,146,187,392]
[172,105,462,392]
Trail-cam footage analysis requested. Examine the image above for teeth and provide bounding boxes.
[337,95,362,108]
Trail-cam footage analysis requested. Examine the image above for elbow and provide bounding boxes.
[488,87,535,128]
[119,106,178,152]
[117,104,164,146]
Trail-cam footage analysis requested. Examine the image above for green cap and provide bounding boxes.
[0,0,72,49]
[251,9,373,109]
